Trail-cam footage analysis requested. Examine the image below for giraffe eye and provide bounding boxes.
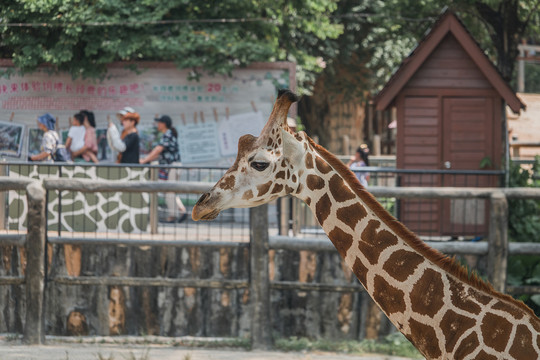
[250,161,270,172]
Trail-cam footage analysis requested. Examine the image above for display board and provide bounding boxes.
[0,61,295,165]
[0,121,24,157]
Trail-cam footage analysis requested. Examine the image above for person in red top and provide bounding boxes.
[71,110,98,163]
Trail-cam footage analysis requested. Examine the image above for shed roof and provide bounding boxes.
[373,9,524,114]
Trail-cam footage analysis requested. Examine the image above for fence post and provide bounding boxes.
[487,191,508,293]
[149,167,158,234]
[0,163,6,230]
[23,181,46,344]
[249,204,272,349]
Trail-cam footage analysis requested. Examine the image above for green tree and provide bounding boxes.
[0,0,342,85]
[507,156,540,315]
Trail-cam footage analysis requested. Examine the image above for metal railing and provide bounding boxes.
[1,177,540,347]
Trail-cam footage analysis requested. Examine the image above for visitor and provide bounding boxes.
[140,115,187,223]
[347,145,370,187]
[71,110,98,163]
[30,113,65,162]
[66,112,86,159]
[107,107,140,164]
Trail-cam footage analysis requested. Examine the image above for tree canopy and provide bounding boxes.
[1,0,539,94]
[0,0,342,87]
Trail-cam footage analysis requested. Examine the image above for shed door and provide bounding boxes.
[441,97,495,235]
[398,96,441,235]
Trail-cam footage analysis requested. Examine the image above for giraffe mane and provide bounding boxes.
[306,136,540,319]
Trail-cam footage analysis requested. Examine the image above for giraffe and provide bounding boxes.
[192,90,540,359]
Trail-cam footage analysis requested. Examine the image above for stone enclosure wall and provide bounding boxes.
[0,243,387,340]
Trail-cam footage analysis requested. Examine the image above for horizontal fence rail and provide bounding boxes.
[1,175,539,347]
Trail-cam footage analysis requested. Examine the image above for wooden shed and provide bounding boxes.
[373,9,524,237]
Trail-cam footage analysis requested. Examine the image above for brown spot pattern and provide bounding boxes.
[219,175,235,190]
[305,153,314,169]
[276,170,286,179]
[352,257,368,289]
[440,310,476,353]
[382,249,424,282]
[359,220,398,265]
[509,324,534,359]
[481,313,512,352]
[328,227,354,258]
[296,183,303,194]
[315,194,332,225]
[271,183,283,194]
[315,156,332,174]
[467,287,491,305]
[256,181,273,197]
[372,275,406,315]
[305,197,311,206]
[285,185,295,194]
[242,190,253,200]
[475,350,498,360]
[447,276,481,314]
[408,319,442,359]
[410,269,445,317]
[454,332,479,359]
[292,174,297,182]
[336,203,367,231]
[329,174,356,203]
[306,174,325,191]
[267,138,273,147]
[492,300,524,320]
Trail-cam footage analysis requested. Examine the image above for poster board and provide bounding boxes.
[0,121,24,157]
[0,61,295,164]
[178,122,221,163]
[27,128,44,157]
[218,111,265,157]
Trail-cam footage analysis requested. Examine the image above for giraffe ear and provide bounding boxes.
[281,128,304,164]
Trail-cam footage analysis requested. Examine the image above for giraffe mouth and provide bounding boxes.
[198,209,221,221]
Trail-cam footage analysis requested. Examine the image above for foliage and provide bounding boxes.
[0,0,341,87]
[507,156,540,315]
[523,62,540,93]
[508,156,540,242]
[1,1,539,98]
[275,333,422,358]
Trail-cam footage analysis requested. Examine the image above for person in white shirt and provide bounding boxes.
[66,112,86,156]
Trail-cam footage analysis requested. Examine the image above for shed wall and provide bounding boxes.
[406,34,491,90]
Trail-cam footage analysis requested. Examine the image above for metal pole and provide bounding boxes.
[0,162,6,230]
[23,181,46,344]
[249,204,272,349]
[487,191,508,293]
[149,167,158,234]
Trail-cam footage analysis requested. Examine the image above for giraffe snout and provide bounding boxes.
[192,191,222,221]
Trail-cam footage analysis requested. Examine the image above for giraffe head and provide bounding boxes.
[192,89,305,220]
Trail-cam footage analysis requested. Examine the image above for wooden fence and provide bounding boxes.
[1,177,540,348]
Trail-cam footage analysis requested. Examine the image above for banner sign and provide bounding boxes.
[0,61,295,165]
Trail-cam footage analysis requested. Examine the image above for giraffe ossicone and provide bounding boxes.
[192,89,540,359]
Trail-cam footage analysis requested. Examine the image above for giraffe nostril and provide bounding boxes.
[196,192,210,205]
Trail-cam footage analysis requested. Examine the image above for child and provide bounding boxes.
[66,113,86,156]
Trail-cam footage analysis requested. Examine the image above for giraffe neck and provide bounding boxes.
[294,138,540,359]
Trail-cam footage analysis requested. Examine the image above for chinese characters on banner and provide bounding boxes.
[0,64,293,164]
